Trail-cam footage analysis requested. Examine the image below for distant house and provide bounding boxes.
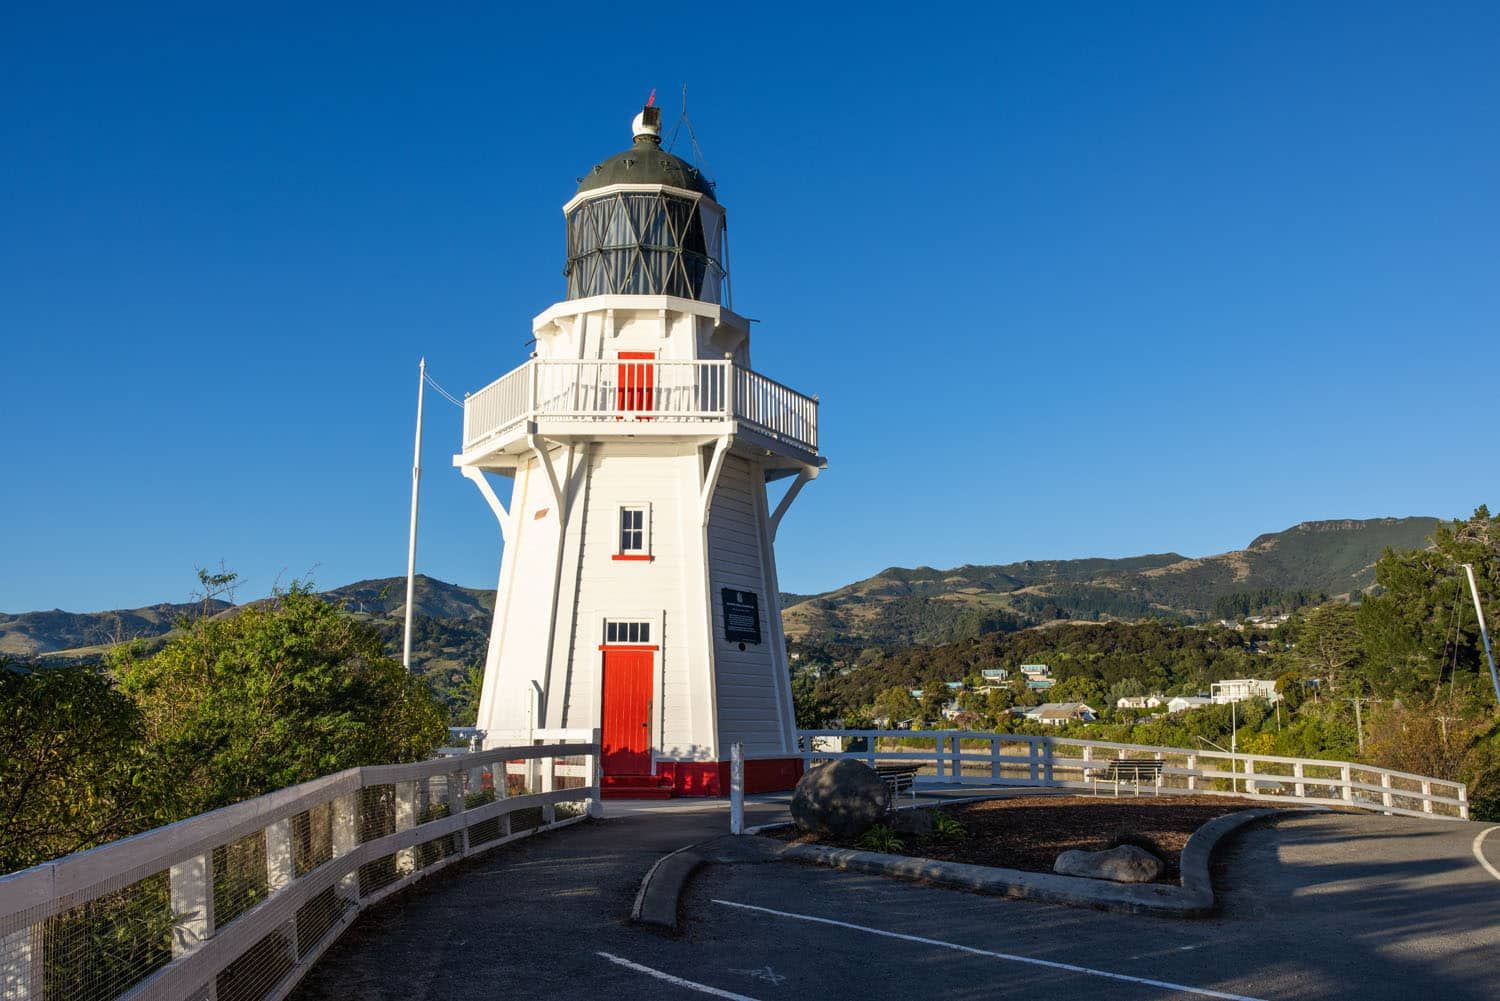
[1020,664,1050,679]
[1019,702,1097,726]
[1025,677,1055,691]
[981,667,1009,682]
[1211,678,1280,704]
[1115,694,1164,710]
[1167,695,1212,713]
[944,680,964,691]
[940,700,966,721]
[909,689,924,699]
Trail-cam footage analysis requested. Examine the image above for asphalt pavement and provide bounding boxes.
[290,801,1500,1001]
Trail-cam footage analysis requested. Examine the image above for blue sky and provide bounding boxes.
[3,3,1497,613]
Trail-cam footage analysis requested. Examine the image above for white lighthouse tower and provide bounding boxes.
[455,104,824,797]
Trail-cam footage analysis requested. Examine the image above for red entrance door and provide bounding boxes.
[616,352,655,416]
[601,648,653,775]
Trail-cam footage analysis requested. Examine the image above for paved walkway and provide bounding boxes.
[291,800,1500,1001]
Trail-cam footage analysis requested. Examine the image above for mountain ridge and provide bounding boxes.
[0,516,1440,660]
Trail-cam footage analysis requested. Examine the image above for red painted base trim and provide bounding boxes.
[610,554,653,562]
[653,757,805,797]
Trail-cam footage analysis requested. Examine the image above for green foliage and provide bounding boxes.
[114,582,447,823]
[930,811,965,839]
[0,661,149,872]
[857,824,905,853]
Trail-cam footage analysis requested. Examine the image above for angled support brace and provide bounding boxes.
[526,429,566,518]
[460,466,513,543]
[699,436,732,527]
[769,465,819,542]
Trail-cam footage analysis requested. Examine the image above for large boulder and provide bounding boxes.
[791,760,890,837]
[1053,844,1164,883]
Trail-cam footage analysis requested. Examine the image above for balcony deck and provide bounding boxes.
[458,359,820,467]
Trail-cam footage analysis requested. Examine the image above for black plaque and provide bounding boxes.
[720,588,762,645]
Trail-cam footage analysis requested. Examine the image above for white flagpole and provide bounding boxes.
[403,358,426,671]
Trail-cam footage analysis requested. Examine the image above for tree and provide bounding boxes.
[872,686,920,723]
[1298,603,1362,693]
[0,662,148,872]
[114,583,447,823]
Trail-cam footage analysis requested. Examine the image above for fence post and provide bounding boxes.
[1294,761,1306,799]
[1459,784,1470,820]
[169,853,215,960]
[1380,772,1394,814]
[991,737,1002,782]
[266,818,294,894]
[1244,758,1257,795]
[1028,741,1039,784]
[933,735,945,780]
[951,736,962,782]
[588,727,605,818]
[1341,765,1354,804]
[1042,740,1054,785]
[540,749,556,795]
[1186,753,1198,791]
[332,790,360,904]
[1421,780,1434,815]
[730,742,745,835]
[394,779,419,875]
[1,925,42,1001]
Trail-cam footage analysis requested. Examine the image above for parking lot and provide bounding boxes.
[296,806,1500,1001]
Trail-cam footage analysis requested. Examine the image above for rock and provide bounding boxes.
[791,760,890,837]
[1053,844,1164,883]
[887,809,933,836]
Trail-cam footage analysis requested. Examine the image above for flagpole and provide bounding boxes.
[403,358,426,671]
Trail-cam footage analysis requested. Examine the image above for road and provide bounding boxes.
[291,805,1500,1001]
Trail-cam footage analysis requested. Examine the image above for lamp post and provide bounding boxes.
[1461,564,1499,705]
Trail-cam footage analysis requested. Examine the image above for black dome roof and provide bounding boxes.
[575,135,715,198]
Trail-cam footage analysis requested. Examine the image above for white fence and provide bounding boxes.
[462,358,819,455]
[798,730,1470,821]
[0,739,600,1001]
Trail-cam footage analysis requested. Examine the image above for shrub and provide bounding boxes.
[857,824,905,853]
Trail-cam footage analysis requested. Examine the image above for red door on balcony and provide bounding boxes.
[616,351,655,416]
[601,647,653,775]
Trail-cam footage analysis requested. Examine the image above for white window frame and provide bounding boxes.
[617,503,651,557]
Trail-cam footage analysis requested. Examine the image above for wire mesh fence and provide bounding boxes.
[0,736,599,1001]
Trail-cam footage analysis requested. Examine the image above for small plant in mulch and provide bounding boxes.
[930,811,967,841]
[858,824,905,853]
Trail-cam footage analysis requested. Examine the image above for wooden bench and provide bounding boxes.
[1086,758,1165,797]
[875,764,921,804]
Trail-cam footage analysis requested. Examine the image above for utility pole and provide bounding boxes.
[1347,696,1381,755]
[1461,563,1499,705]
[403,358,426,671]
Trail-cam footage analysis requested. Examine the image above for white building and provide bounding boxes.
[1021,702,1098,725]
[1211,678,1281,704]
[457,105,825,798]
[1115,695,1164,710]
[1167,696,1212,713]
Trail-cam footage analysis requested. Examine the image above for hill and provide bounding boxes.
[781,517,1439,645]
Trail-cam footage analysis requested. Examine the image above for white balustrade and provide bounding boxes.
[796,729,1469,821]
[462,358,819,455]
[0,738,600,1001]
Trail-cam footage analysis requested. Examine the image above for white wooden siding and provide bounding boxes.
[707,455,790,756]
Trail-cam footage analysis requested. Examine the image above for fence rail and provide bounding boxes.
[797,730,1469,821]
[462,358,819,455]
[0,738,600,1001]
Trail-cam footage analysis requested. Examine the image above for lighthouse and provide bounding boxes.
[455,104,825,797]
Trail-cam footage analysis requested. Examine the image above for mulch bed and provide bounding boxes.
[771,794,1279,883]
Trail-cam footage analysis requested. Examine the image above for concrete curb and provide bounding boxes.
[630,845,704,931]
[779,807,1289,918]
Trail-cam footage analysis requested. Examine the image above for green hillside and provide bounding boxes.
[782,517,1440,645]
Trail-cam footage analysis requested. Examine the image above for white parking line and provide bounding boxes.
[597,952,763,1000]
[1472,826,1500,883]
[711,899,1268,1001]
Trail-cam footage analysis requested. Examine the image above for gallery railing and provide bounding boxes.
[462,359,819,456]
